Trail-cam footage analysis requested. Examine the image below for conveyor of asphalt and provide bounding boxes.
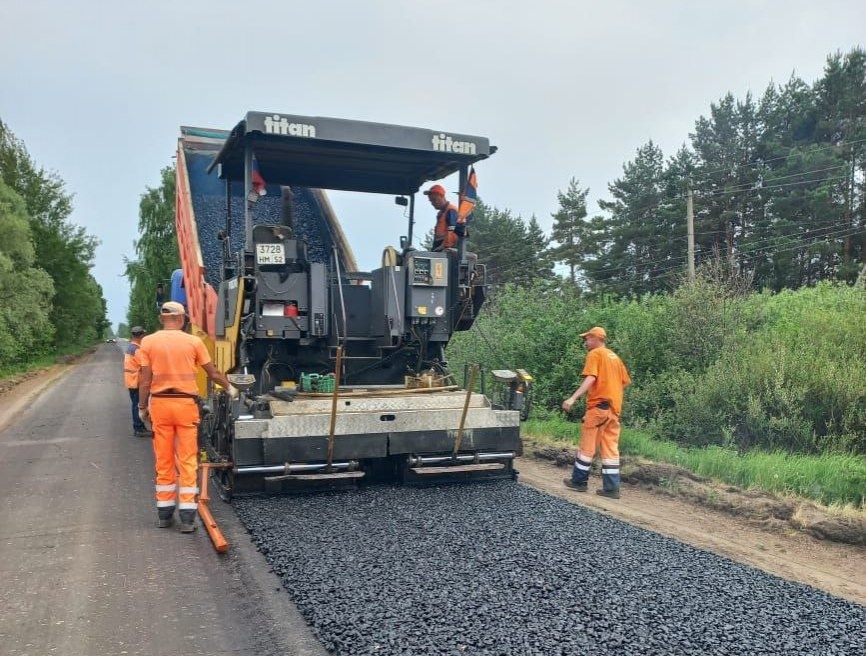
[235,482,866,655]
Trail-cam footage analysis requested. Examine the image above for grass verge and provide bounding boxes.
[0,344,96,380]
[524,415,866,508]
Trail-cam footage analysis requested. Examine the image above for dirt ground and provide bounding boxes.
[519,441,866,606]
[1,366,864,607]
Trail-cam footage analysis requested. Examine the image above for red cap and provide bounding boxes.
[423,184,447,197]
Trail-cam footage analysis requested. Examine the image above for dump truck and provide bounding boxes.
[174,112,530,497]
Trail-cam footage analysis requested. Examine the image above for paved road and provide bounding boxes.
[0,344,326,656]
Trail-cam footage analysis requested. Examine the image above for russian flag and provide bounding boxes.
[252,154,267,196]
[456,166,477,231]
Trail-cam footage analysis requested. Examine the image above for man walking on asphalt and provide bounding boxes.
[124,326,150,437]
[561,326,631,498]
[137,301,238,533]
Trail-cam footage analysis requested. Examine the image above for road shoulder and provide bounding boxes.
[517,455,866,606]
[0,363,75,433]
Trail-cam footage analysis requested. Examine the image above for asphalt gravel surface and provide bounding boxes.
[236,482,866,655]
[0,345,326,656]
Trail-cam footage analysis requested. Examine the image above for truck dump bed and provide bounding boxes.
[176,127,357,338]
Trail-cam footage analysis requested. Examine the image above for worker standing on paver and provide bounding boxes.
[424,184,460,251]
[561,326,631,498]
[124,326,150,437]
[137,301,238,532]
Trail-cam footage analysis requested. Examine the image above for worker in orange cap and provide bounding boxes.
[137,301,238,532]
[124,326,150,437]
[424,184,460,251]
[561,326,631,498]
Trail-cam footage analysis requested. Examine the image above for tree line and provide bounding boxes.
[124,48,864,331]
[123,165,179,334]
[0,119,108,370]
[469,48,866,295]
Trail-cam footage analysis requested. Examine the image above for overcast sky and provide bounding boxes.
[1,0,864,328]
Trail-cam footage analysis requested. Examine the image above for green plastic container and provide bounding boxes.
[300,372,335,393]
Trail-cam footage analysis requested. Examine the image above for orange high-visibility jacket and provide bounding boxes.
[581,347,631,415]
[138,330,211,395]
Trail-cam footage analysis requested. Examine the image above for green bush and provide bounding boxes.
[450,279,866,456]
[659,283,866,453]
[0,181,55,367]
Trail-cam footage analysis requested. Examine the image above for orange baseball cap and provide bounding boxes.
[580,326,607,340]
[423,184,447,197]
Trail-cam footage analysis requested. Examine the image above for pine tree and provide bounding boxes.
[813,48,866,280]
[550,179,590,288]
[592,142,669,295]
[466,200,535,287]
[525,214,554,280]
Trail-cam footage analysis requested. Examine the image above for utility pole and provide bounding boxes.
[687,187,695,282]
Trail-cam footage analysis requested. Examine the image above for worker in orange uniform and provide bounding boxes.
[137,301,238,532]
[124,326,150,437]
[561,326,631,498]
[424,184,461,251]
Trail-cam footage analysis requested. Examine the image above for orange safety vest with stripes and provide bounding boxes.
[123,343,141,389]
[434,203,459,248]
[138,330,211,396]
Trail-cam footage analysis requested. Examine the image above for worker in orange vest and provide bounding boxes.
[124,326,150,437]
[424,184,460,251]
[137,301,238,532]
[561,326,631,498]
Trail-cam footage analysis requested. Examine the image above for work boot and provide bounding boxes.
[157,507,175,528]
[179,510,197,533]
[563,478,588,492]
[596,488,621,499]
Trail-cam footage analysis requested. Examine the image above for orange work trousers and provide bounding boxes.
[150,397,200,513]
[572,406,621,491]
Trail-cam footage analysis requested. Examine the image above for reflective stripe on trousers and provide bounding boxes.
[150,397,200,511]
[570,406,622,491]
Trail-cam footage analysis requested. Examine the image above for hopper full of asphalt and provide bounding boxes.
[234,482,865,655]
[185,150,337,287]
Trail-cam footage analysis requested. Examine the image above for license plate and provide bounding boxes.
[256,243,285,265]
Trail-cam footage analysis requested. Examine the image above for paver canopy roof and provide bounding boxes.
[208,111,494,195]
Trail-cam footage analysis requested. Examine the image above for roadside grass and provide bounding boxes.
[524,415,866,508]
[0,344,96,380]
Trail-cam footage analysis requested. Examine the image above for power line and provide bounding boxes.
[694,173,850,199]
[694,163,850,192]
[684,219,860,240]
[652,227,866,283]
[592,165,855,223]
[685,137,866,181]
[581,171,857,252]
[737,226,865,258]
[581,225,866,282]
